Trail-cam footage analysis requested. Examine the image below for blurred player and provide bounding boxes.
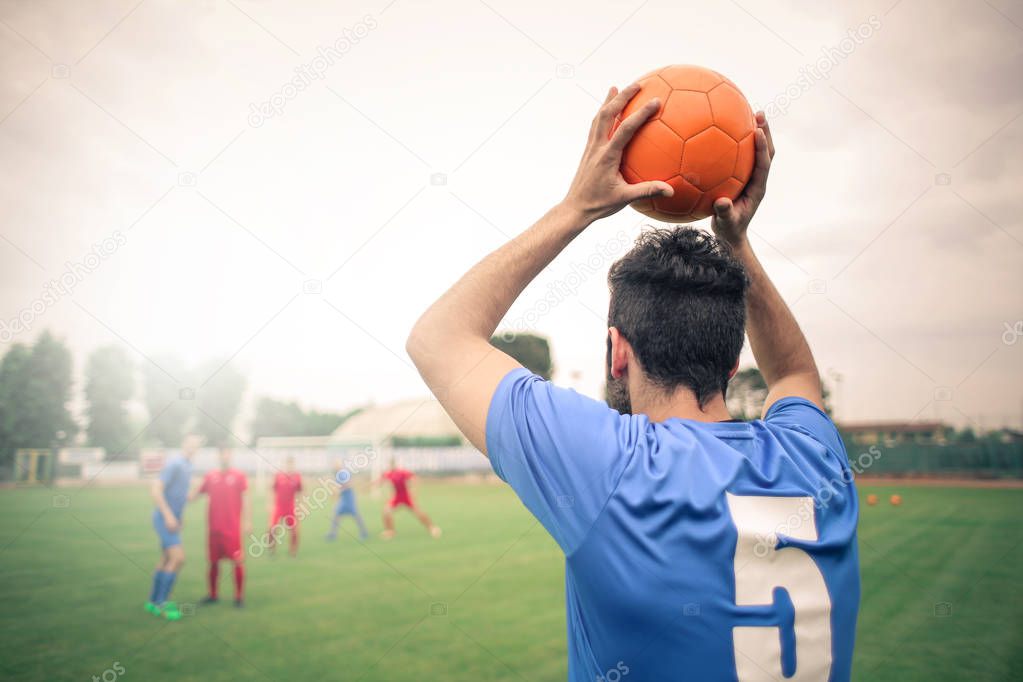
[325,461,367,541]
[145,434,201,620]
[407,89,860,679]
[377,458,440,539]
[193,447,250,607]
[267,455,302,556]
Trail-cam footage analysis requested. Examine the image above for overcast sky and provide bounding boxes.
[1,0,1021,434]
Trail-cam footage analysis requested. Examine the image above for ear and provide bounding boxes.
[608,327,631,379]
[728,358,740,380]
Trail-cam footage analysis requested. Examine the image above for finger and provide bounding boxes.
[608,97,660,152]
[624,180,673,203]
[588,87,619,140]
[713,197,741,226]
[594,82,642,140]
[743,128,771,202]
[755,111,775,158]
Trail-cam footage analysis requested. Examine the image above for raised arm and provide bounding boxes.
[407,84,671,453]
[711,115,822,414]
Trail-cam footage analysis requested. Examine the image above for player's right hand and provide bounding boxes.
[563,83,674,222]
[164,514,180,533]
[711,111,775,247]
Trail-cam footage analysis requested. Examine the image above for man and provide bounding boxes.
[407,84,859,680]
[193,447,250,607]
[267,455,302,556]
[377,459,440,539]
[145,434,201,620]
[326,460,368,541]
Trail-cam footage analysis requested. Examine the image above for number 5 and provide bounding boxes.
[726,493,832,681]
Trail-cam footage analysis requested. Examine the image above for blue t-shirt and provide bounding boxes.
[487,368,859,682]
[158,454,192,518]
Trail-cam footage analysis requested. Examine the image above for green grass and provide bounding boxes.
[0,481,1020,681]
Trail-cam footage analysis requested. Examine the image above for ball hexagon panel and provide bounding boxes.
[620,75,673,123]
[653,174,702,216]
[708,83,755,142]
[658,64,722,92]
[660,90,713,140]
[621,119,685,181]
[734,131,756,182]
[681,127,738,191]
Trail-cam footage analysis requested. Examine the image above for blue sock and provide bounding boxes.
[160,571,178,603]
[148,571,162,603]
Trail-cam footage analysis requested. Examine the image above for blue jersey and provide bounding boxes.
[158,454,192,519]
[487,368,859,682]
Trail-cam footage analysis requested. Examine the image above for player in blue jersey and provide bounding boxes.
[144,434,201,620]
[407,83,859,681]
[325,460,368,541]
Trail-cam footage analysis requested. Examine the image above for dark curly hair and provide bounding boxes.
[607,227,748,408]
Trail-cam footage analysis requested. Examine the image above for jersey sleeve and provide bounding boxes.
[159,459,179,486]
[764,397,845,456]
[239,473,249,491]
[486,368,639,554]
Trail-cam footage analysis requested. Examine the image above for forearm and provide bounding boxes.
[730,239,819,387]
[151,482,174,519]
[408,202,587,352]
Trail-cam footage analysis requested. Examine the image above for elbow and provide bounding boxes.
[405,317,434,369]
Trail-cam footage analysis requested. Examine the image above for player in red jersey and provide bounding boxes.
[267,455,302,557]
[192,447,250,607]
[378,458,441,539]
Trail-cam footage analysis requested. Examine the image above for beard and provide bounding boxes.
[605,335,632,415]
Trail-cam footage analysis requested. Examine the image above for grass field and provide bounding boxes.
[1,480,1020,681]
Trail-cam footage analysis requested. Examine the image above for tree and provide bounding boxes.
[142,355,192,447]
[490,332,554,380]
[193,360,246,446]
[249,397,360,444]
[0,332,76,474]
[84,346,134,455]
[727,367,769,420]
[727,366,834,419]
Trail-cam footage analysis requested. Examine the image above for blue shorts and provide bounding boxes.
[153,509,181,549]
[335,499,357,516]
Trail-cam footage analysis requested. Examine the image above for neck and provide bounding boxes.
[632,385,732,423]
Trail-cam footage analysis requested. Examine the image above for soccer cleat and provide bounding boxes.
[144,602,161,617]
[200,595,219,605]
[430,526,442,539]
[380,530,395,540]
[162,602,182,621]
[234,598,244,608]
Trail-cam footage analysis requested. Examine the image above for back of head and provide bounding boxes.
[608,227,748,407]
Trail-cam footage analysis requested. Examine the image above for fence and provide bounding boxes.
[845,440,1023,478]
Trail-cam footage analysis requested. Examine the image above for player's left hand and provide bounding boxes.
[711,111,775,246]
[563,83,673,222]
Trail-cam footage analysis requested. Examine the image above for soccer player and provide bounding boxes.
[325,461,368,541]
[145,434,201,620]
[267,455,302,556]
[407,85,859,680]
[193,447,250,607]
[377,459,440,539]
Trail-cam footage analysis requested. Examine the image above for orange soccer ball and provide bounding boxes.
[617,65,757,222]
[866,494,878,506]
[890,494,902,506]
